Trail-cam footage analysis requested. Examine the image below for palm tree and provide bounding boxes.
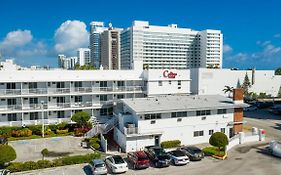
[223,86,234,97]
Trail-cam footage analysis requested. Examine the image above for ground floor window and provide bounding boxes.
[8,113,17,121]
[30,112,39,120]
[209,129,214,135]
[221,128,226,133]
[194,130,204,137]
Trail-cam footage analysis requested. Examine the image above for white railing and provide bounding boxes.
[0,86,144,96]
[124,127,138,135]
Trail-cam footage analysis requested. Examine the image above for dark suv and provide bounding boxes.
[178,146,204,161]
[127,151,150,169]
[0,137,8,145]
[144,146,171,168]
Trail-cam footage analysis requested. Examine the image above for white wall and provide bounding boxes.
[191,68,281,97]
[137,112,233,146]
[144,69,191,95]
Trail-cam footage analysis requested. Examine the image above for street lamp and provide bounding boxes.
[41,101,45,138]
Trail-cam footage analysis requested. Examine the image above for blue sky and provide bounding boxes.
[0,0,280,69]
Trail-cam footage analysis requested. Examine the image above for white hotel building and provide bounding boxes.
[121,21,223,70]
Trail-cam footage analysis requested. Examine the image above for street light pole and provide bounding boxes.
[41,101,45,138]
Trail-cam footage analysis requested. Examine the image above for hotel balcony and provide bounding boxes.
[0,101,103,113]
[0,86,144,97]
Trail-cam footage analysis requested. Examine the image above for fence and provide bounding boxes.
[226,127,266,151]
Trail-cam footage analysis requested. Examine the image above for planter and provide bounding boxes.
[212,153,228,160]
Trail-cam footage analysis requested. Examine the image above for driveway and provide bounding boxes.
[9,136,93,162]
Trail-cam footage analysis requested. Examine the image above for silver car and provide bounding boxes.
[0,169,11,175]
[89,159,107,175]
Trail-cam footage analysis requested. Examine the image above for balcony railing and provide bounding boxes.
[0,101,102,112]
[0,86,144,96]
[124,127,138,135]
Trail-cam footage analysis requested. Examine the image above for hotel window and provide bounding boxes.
[217,109,227,114]
[209,129,214,135]
[8,113,17,121]
[221,128,226,133]
[30,112,39,120]
[100,81,107,87]
[171,111,187,118]
[144,113,161,120]
[158,81,163,86]
[194,130,204,137]
[58,111,65,118]
[196,110,211,116]
[100,95,107,101]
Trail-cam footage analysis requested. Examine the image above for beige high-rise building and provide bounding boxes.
[100,25,122,70]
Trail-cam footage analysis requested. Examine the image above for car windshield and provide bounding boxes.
[154,148,167,156]
[113,156,125,164]
[95,163,105,168]
[187,147,201,154]
[171,151,185,157]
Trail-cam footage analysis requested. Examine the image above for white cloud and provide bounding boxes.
[0,30,48,59]
[54,20,89,55]
[274,33,281,38]
[223,44,233,54]
[0,30,32,49]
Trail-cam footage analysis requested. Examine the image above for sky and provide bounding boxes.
[0,0,281,70]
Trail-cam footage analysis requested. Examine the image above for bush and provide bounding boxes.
[41,148,49,159]
[0,145,17,166]
[44,129,54,135]
[203,146,225,156]
[57,122,68,130]
[0,126,22,136]
[209,132,229,151]
[27,125,42,135]
[56,129,69,135]
[7,152,101,173]
[160,140,181,149]
[74,128,90,137]
[71,111,91,127]
[47,124,58,132]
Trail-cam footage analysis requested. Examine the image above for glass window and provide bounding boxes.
[194,130,204,137]
[221,128,225,133]
[209,129,214,135]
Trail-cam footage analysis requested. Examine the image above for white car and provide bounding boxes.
[105,155,128,173]
[269,141,281,157]
[168,150,189,165]
[0,169,11,175]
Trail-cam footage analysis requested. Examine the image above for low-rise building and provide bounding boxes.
[114,89,247,152]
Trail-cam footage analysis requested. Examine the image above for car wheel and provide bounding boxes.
[172,159,176,165]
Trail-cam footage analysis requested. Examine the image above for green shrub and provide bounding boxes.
[47,124,58,132]
[27,125,42,135]
[36,160,53,169]
[44,129,53,135]
[0,126,22,135]
[56,129,69,135]
[203,146,226,157]
[0,145,17,166]
[57,122,68,130]
[209,132,229,151]
[7,152,101,172]
[41,148,49,159]
[160,140,181,149]
[71,111,90,127]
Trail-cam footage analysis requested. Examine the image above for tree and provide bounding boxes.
[242,73,251,95]
[74,64,95,70]
[41,148,49,160]
[0,145,16,166]
[71,111,91,127]
[209,132,229,153]
[223,86,234,97]
[275,67,281,75]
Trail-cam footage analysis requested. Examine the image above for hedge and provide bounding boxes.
[202,146,225,157]
[7,152,101,173]
[160,140,181,149]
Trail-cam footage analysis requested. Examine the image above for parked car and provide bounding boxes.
[0,137,8,145]
[0,169,11,175]
[178,146,204,161]
[144,146,171,168]
[244,105,258,111]
[269,141,281,158]
[105,155,128,174]
[127,151,150,169]
[269,105,281,115]
[167,150,189,165]
[89,159,107,175]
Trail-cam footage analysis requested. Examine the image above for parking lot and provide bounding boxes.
[9,136,93,162]
[11,109,281,175]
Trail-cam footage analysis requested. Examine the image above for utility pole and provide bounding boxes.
[41,101,45,138]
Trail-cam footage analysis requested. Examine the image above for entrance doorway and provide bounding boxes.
[154,136,160,146]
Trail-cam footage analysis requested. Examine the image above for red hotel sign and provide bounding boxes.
[163,70,177,78]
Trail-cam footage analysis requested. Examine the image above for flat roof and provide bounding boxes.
[121,95,248,114]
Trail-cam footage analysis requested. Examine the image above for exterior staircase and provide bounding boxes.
[84,115,118,138]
